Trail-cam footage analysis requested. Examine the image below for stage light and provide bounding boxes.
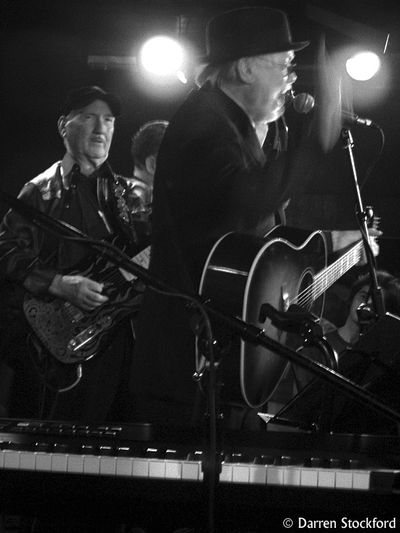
[139,35,184,77]
[346,51,381,81]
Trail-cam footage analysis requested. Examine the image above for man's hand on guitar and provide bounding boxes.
[331,228,381,263]
[49,274,109,311]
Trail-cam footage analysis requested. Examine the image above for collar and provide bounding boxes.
[60,154,78,190]
[60,154,113,189]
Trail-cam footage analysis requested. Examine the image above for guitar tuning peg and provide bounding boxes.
[364,206,374,223]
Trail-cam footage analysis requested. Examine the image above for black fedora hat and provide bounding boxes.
[202,7,309,65]
[60,86,121,117]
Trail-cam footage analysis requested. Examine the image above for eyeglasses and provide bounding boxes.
[258,58,297,76]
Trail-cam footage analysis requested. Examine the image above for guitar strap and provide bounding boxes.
[96,163,139,251]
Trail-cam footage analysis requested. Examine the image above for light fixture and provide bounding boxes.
[139,35,185,77]
[345,51,381,81]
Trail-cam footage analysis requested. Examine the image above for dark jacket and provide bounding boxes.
[0,160,140,421]
[0,160,139,294]
[130,83,319,426]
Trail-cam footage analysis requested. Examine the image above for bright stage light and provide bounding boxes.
[346,51,381,81]
[139,35,184,76]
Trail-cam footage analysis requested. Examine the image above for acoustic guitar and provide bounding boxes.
[198,226,367,408]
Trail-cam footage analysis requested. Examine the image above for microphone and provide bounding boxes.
[288,91,379,129]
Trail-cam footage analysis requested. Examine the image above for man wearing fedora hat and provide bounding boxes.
[130,7,378,429]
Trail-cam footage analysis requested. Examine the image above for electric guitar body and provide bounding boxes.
[23,244,150,364]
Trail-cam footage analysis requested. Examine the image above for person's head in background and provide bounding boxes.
[130,120,169,187]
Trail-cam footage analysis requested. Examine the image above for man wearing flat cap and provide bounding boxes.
[0,86,141,421]
[130,7,378,429]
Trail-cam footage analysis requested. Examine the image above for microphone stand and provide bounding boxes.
[341,128,386,319]
[3,190,400,533]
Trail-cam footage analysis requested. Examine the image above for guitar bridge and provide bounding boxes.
[68,315,113,353]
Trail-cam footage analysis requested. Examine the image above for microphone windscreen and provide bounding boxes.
[293,93,315,114]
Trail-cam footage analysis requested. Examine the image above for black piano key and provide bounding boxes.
[253,454,275,465]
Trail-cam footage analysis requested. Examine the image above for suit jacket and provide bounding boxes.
[130,83,320,426]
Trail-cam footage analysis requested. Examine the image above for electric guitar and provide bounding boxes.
[198,226,369,409]
[23,245,150,364]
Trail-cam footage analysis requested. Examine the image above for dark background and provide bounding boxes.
[2,0,400,273]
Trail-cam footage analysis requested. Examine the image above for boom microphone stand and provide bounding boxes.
[341,127,386,319]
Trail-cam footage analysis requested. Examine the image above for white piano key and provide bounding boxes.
[20,451,36,470]
[219,463,232,482]
[4,450,20,469]
[249,464,267,484]
[318,469,336,488]
[149,459,166,478]
[83,455,100,474]
[232,465,250,483]
[35,452,52,471]
[165,460,182,479]
[284,467,301,486]
[181,461,201,480]
[352,470,370,490]
[335,470,353,489]
[115,457,133,477]
[99,456,117,475]
[51,453,68,472]
[132,458,149,477]
[266,466,285,485]
[67,453,85,473]
[300,468,318,487]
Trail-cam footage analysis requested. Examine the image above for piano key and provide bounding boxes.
[115,457,134,477]
[335,470,354,489]
[68,453,85,473]
[99,455,117,475]
[352,470,371,490]
[266,466,285,485]
[232,464,250,483]
[51,453,69,473]
[83,455,101,475]
[132,457,149,477]
[3,450,20,469]
[35,452,52,471]
[248,464,267,484]
[148,459,166,478]
[300,467,319,487]
[181,460,202,481]
[219,462,232,482]
[283,466,301,486]
[165,459,182,479]
[318,468,336,488]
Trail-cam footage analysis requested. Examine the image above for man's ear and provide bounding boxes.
[145,154,157,175]
[237,57,255,84]
[57,116,67,138]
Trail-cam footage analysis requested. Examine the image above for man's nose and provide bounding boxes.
[284,71,297,92]
[287,71,297,85]
[93,116,107,132]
